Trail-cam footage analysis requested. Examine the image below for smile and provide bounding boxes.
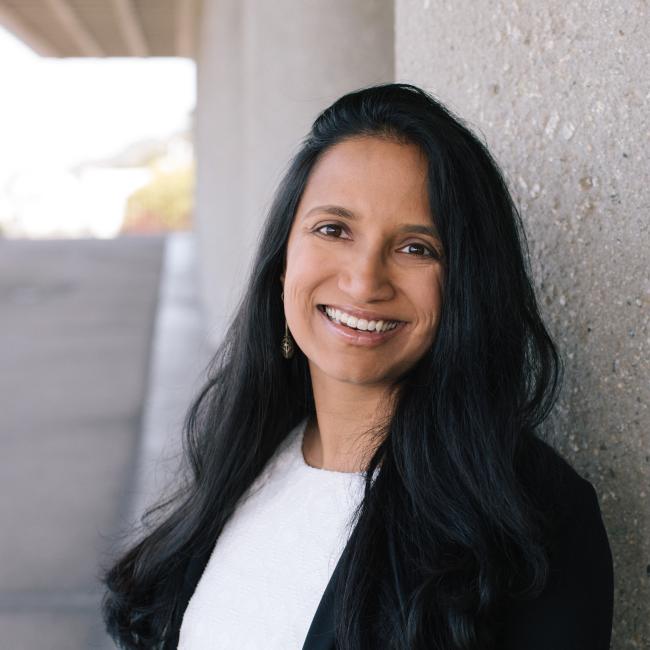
[316,304,406,346]
[319,305,401,331]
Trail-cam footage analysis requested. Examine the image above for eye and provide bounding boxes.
[398,242,438,258]
[314,223,349,238]
[313,224,441,259]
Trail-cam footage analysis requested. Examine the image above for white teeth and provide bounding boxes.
[323,306,399,332]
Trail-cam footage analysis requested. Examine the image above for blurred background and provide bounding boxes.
[0,1,647,649]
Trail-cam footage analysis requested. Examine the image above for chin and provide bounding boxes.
[318,362,394,386]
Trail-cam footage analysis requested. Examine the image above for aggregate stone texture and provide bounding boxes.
[396,1,649,647]
[0,236,164,649]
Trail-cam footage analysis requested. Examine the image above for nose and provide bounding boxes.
[337,248,395,302]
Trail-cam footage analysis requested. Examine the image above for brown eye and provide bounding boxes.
[399,242,436,258]
[316,224,346,237]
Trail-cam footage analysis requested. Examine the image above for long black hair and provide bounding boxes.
[102,83,566,649]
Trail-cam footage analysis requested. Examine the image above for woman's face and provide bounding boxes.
[281,135,445,388]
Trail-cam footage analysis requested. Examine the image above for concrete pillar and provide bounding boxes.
[194,0,394,347]
[194,0,245,346]
[395,1,648,647]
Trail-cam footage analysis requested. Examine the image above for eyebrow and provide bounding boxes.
[303,204,440,240]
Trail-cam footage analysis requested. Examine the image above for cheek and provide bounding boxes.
[285,242,332,293]
[283,251,328,323]
[414,277,444,340]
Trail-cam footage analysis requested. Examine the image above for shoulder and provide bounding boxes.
[519,435,604,531]
[520,436,612,582]
[500,436,614,650]
[529,436,612,576]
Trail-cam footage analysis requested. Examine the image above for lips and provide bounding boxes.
[317,304,404,323]
[316,304,406,346]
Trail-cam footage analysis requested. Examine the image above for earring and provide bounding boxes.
[280,291,294,359]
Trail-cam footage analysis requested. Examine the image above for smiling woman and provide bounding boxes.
[281,136,445,472]
[102,84,613,650]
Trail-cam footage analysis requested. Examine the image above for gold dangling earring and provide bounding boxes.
[280,291,294,359]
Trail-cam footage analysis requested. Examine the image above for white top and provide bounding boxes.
[178,417,368,650]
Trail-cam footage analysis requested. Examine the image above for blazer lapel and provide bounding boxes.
[301,551,344,650]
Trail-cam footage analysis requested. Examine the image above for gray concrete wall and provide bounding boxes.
[396,1,649,646]
[0,236,165,649]
[195,0,394,347]
[194,0,246,348]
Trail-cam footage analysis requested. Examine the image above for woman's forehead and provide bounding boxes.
[297,136,431,221]
[310,135,427,182]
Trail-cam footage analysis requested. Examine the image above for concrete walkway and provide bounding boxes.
[0,232,211,650]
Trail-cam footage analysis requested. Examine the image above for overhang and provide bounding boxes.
[0,0,199,58]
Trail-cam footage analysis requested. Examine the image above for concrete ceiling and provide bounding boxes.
[0,0,199,58]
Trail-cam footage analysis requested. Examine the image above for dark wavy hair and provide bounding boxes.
[102,83,566,649]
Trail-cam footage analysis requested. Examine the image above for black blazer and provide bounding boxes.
[166,463,614,649]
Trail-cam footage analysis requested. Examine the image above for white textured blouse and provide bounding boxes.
[178,417,368,650]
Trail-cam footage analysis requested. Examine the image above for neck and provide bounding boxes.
[303,367,397,473]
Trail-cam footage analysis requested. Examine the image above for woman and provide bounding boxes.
[103,83,614,649]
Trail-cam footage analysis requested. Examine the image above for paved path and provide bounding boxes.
[0,233,210,650]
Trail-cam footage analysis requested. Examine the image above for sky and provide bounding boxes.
[0,26,195,178]
[0,25,196,236]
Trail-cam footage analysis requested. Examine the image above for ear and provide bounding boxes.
[280,271,285,288]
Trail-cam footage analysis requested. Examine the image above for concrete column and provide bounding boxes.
[194,0,394,347]
[395,1,648,647]
[194,0,245,345]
